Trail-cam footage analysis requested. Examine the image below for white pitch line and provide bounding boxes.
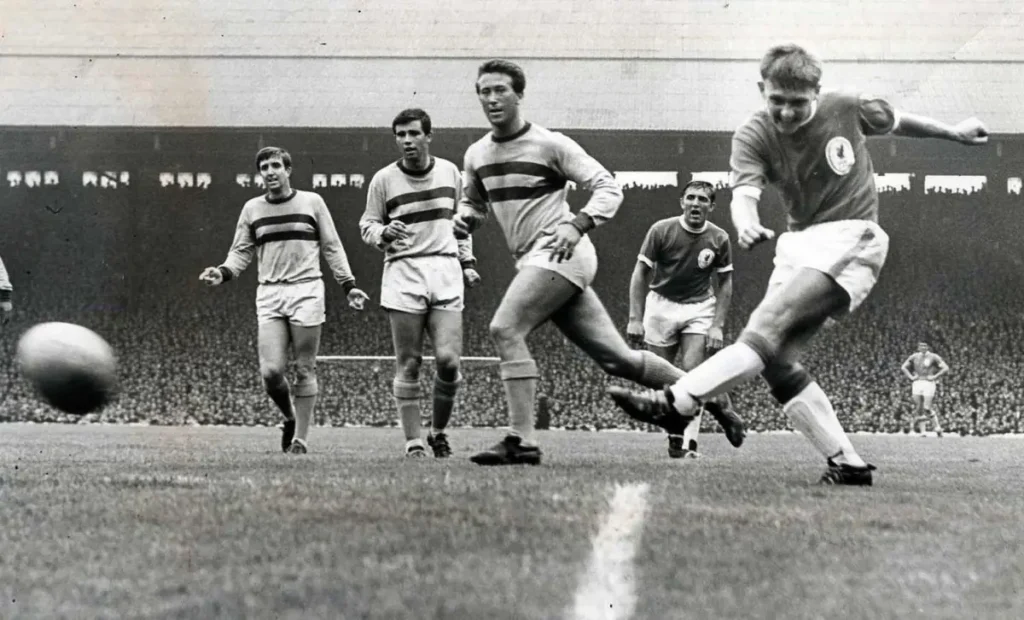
[568,482,651,620]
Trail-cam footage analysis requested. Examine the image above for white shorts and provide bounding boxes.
[516,233,598,291]
[768,220,889,315]
[912,380,936,398]
[381,254,464,314]
[643,291,716,347]
[255,279,325,326]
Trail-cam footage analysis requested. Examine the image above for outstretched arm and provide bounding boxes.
[894,113,988,144]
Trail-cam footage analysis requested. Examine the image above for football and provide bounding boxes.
[15,322,118,415]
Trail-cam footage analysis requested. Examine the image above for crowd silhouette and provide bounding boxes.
[1,175,1022,436]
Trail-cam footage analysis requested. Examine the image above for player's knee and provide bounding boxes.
[488,319,524,349]
[392,378,421,400]
[394,354,423,382]
[259,364,286,387]
[499,359,539,381]
[294,374,318,398]
[737,329,781,366]
[761,361,813,405]
[433,350,460,381]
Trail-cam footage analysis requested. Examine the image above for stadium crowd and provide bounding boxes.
[1,179,1022,436]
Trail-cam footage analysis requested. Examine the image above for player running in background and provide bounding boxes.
[200,146,370,454]
[901,341,949,436]
[0,252,11,326]
[454,59,742,466]
[608,43,988,485]
[627,180,744,458]
[360,108,481,459]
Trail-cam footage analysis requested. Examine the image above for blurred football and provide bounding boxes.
[16,322,118,415]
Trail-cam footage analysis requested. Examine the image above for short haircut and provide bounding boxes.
[760,44,823,90]
[476,59,526,95]
[680,180,716,201]
[255,146,291,171]
[392,108,432,135]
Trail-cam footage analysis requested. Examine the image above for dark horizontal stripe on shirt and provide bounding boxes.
[252,213,318,230]
[385,187,457,213]
[487,184,565,203]
[254,230,319,246]
[476,161,563,185]
[387,207,453,225]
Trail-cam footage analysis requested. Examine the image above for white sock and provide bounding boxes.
[783,382,867,468]
[509,429,537,447]
[405,438,425,452]
[669,342,765,406]
[431,428,446,436]
[681,410,702,450]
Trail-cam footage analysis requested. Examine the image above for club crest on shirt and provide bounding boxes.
[697,248,715,269]
[825,136,855,176]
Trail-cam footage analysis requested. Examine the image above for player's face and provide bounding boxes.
[680,187,714,227]
[476,73,521,129]
[258,156,291,194]
[394,120,432,167]
[760,80,818,135]
[918,343,929,353]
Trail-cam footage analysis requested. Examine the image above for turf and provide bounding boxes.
[1,425,1022,619]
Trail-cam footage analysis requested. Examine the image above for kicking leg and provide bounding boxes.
[288,322,322,453]
[258,319,296,452]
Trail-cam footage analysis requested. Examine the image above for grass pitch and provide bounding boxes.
[1,425,1022,619]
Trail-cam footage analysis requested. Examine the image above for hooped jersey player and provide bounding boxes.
[730,89,899,230]
[459,122,622,259]
[639,218,733,305]
[219,189,357,291]
[360,157,475,268]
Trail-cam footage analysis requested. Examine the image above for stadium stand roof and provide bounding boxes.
[2,0,1021,61]
[0,1,1021,131]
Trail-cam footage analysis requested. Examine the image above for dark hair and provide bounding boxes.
[680,180,716,201]
[392,108,432,135]
[255,146,292,171]
[476,59,526,95]
[760,44,823,90]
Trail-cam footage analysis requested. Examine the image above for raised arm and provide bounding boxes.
[931,355,950,380]
[901,356,917,380]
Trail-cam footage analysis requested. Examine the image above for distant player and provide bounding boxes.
[901,342,949,436]
[200,146,370,454]
[627,180,744,458]
[360,108,481,459]
[608,44,988,485]
[454,59,742,465]
[0,252,11,326]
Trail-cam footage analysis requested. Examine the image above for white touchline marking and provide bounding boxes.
[568,483,651,620]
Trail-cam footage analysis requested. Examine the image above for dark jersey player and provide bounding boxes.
[609,43,988,485]
[627,180,744,458]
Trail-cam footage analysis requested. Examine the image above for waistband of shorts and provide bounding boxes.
[257,277,321,287]
[648,290,715,305]
[385,252,458,263]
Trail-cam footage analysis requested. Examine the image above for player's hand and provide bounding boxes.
[705,326,725,352]
[381,221,411,243]
[199,267,223,286]
[626,318,644,348]
[548,223,582,263]
[955,117,989,145]
[736,223,775,250]
[452,212,473,240]
[347,288,370,311]
[0,301,11,326]
[463,268,481,289]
